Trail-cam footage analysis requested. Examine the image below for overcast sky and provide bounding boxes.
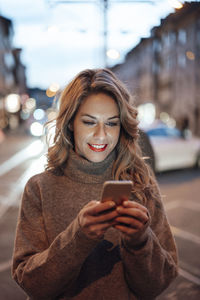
[0,0,178,89]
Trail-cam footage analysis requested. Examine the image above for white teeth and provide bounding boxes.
[91,144,106,149]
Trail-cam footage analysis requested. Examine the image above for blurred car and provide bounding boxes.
[145,125,200,172]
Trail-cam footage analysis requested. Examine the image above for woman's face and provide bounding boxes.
[72,93,120,162]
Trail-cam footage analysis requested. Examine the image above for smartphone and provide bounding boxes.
[101,180,133,206]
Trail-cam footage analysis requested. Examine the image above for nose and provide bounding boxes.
[94,124,107,140]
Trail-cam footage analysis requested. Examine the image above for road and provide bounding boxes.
[0,133,200,299]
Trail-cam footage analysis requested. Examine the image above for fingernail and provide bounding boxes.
[109,201,115,207]
[123,201,129,206]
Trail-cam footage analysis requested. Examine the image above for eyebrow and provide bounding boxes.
[81,114,120,120]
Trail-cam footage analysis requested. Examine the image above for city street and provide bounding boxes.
[0,133,200,300]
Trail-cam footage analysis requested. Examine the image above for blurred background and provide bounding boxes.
[0,1,200,299]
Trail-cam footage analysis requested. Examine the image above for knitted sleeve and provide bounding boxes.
[120,183,178,299]
[12,176,99,299]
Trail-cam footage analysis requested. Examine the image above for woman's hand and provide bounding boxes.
[78,200,118,240]
[114,200,150,248]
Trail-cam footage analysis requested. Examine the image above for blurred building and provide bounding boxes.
[0,15,27,130]
[111,2,200,136]
[28,88,55,110]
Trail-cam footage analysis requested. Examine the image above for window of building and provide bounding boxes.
[178,29,187,44]
[152,61,160,74]
[177,53,186,67]
[169,31,176,44]
[162,31,176,48]
[5,73,14,88]
[162,33,170,47]
[166,55,176,70]
[153,39,162,52]
[3,51,15,69]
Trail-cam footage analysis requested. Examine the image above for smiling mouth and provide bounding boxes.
[88,144,108,152]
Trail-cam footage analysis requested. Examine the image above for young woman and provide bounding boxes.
[12,68,178,300]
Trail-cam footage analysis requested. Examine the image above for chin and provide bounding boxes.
[87,153,108,163]
[88,157,106,163]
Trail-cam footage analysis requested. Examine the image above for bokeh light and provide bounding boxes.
[25,98,36,111]
[33,108,45,121]
[137,103,156,128]
[106,49,120,60]
[186,51,195,60]
[30,122,44,137]
[46,83,60,98]
[160,112,176,127]
[5,94,21,113]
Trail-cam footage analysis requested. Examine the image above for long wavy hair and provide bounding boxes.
[46,68,159,205]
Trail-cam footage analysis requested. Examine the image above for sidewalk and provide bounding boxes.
[0,130,37,300]
[0,127,36,165]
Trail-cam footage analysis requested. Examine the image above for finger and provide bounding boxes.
[87,201,116,216]
[83,200,100,209]
[116,207,149,224]
[91,221,113,231]
[114,224,137,235]
[123,201,148,213]
[95,209,119,223]
[86,209,119,226]
[115,216,143,229]
[89,222,113,237]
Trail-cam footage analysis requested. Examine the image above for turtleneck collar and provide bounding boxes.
[64,148,116,184]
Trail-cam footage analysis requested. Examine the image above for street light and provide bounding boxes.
[168,0,183,9]
[106,48,120,59]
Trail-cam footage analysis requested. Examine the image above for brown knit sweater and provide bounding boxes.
[12,149,178,300]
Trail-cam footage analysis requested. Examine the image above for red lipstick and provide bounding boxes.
[88,144,107,152]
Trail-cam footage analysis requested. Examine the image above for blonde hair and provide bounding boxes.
[46,68,158,205]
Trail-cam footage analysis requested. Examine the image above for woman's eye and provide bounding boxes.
[106,122,118,127]
[82,120,95,126]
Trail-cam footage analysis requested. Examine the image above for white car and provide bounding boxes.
[145,126,200,172]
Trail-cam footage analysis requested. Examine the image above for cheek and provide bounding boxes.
[109,128,120,144]
[74,126,91,144]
